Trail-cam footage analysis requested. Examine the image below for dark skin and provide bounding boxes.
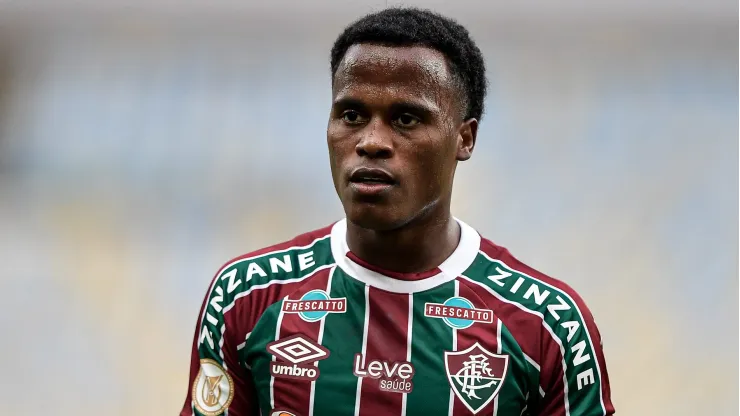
[327,43,478,273]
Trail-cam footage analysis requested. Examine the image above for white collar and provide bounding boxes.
[330,217,481,294]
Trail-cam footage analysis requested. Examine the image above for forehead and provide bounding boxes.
[332,43,456,103]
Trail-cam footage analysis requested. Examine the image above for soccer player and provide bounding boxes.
[181,7,615,416]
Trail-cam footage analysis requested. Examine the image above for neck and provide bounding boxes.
[345,207,461,274]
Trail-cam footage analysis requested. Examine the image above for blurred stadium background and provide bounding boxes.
[0,0,736,414]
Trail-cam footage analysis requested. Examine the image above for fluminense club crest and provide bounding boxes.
[444,343,509,414]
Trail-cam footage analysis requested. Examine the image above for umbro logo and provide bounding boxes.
[267,334,330,381]
[268,334,330,364]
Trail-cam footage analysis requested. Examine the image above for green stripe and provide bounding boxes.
[405,281,455,415]
[312,268,368,415]
[496,320,537,415]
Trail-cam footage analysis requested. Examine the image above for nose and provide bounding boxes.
[355,119,393,159]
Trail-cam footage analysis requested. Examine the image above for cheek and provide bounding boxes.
[327,130,355,169]
[327,120,354,144]
[407,151,443,190]
[413,146,456,193]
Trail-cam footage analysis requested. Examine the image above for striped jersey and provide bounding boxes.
[181,218,615,416]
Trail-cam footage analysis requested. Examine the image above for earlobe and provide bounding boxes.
[456,119,478,161]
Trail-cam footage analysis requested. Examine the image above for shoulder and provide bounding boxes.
[472,236,611,399]
[474,239,614,412]
[202,223,337,309]
[191,224,338,358]
[471,236,596,320]
[215,223,335,281]
[465,235,604,357]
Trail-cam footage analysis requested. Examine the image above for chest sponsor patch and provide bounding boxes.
[353,354,415,393]
[445,343,509,414]
[267,334,330,381]
[424,297,493,329]
[282,289,346,322]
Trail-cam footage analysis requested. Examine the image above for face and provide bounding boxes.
[327,43,477,231]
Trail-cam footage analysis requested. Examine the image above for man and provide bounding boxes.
[181,7,615,416]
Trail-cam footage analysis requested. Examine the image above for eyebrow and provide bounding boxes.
[332,97,366,111]
[332,97,439,117]
[389,101,436,117]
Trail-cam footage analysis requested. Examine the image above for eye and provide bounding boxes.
[341,110,367,125]
[394,113,420,128]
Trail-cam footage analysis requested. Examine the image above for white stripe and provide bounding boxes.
[196,234,331,351]
[309,266,336,416]
[222,263,335,315]
[477,252,607,415]
[520,392,529,416]
[269,296,286,410]
[219,324,227,362]
[219,324,229,416]
[448,280,459,416]
[461,275,572,416]
[492,318,502,416]
[522,352,546,398]
[354,284,371,416]
[522,352,541,372]
[401,294,413,416]
[236,332,252,351]
[238,331,253,370]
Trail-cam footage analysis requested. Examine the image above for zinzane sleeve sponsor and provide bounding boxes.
[537,291,615,416]
[472,244,615,415]
[181,264,258,416]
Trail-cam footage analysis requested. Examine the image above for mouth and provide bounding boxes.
[348,167,396,196]
[349,167,396,184]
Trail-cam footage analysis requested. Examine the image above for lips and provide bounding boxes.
[347,167,397,197]
[349,167,396,185]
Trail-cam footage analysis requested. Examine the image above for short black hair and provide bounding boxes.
[330,7,487,122]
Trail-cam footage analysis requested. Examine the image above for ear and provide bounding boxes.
[456,118,478,161]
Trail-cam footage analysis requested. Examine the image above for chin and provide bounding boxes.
[345,204,406,232]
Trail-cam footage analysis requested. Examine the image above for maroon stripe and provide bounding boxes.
[271,267,332,415]
[595,341,615,414]
[358,287,410,416]
[537,357,566,416]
